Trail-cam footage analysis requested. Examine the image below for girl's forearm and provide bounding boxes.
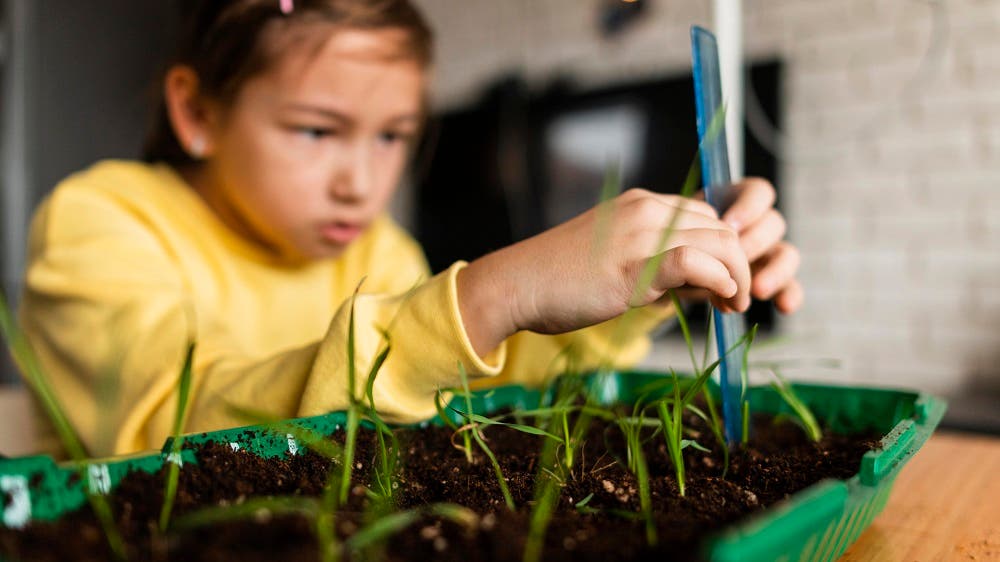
[456,252,520,358]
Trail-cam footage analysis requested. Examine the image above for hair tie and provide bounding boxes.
[279,0,294,14]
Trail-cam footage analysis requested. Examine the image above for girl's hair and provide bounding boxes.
[142,0,433,165]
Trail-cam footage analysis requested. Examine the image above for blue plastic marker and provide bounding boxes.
[690,25,747,446]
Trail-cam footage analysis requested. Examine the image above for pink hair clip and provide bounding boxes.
[279,0,294,14]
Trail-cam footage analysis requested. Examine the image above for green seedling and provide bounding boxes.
[739,324,758,445]
[0,292,127,560]
[768,368,822,442]
[361,326,398,506]
[447,408,563,443]
[523,365,614,562]
[339,283,365,506]
[698,386,729,477]
[436,389,474,463]
[454,362,515,511]
[666,291,730,475]
[614,403,657,546]
[655,373,689,497]
[158,342,195,532]
[550,372,589,474]
[522,421,563,562]
[653,321,756,496]
[357,281,422,508]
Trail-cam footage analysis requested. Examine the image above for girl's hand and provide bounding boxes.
[690,177,803,315]
[458,188,753,356]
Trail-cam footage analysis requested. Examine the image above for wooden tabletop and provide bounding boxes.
[840,431,1000,561]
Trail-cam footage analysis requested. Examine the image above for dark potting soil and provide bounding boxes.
[0,412,879,562]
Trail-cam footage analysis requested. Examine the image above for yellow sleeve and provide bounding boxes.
[299,262,506,422]
[19,186,506,456]
[483,302,674,390]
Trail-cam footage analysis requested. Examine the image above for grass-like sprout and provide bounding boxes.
[614,402,657,546]
[158,342,195,532]
[453,362,515,511]
[655,373,690,497]
[698,386,729,477]
[548,372,588,475]
[345,280,418,508]
[739,324,758,445]
[523,365,609,562]
[435,389,471,462]
[654,372,714,497]
[361,327,397,506]
[768,368,822,442]
[0,292,127,560]
[654,320,757,496]
[666,291,730,475]
[338,283,365,507]
[522,421,563,562]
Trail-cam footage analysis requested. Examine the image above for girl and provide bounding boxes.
[19,0,801,457]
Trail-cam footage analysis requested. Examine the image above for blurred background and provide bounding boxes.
[0,0,997,450]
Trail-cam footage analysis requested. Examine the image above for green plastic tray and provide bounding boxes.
[0,371,946,562]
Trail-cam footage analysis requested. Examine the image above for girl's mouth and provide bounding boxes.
[320,222,364,244]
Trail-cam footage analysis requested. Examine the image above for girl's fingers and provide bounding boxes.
[720,178,776,231]
[620,188,720,221]
[684,228,751,309]
[750,241,801,300]
[739,208,786,262]
[653,229,751,310]
[666,195,719,220]
[774,278,804,314]
[649,246,738,304]
[624,208,732,257]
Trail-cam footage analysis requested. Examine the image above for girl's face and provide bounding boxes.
[195,28,426,262]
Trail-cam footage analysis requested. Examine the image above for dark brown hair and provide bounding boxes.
[142,0,433,165]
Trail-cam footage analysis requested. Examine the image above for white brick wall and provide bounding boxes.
[415,0,1000,396]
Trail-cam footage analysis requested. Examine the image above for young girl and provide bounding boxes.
[19,0,801,457]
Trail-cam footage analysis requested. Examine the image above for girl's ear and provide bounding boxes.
[163,65,218,160]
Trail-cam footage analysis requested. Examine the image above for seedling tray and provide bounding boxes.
[0,371,945,561]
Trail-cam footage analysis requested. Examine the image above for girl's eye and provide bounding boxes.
[378,131,412,145]
[296,127,335,140]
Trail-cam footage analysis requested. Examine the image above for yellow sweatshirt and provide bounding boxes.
[19,160,671,457]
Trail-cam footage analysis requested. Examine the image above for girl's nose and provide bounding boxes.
[328,144,372,203]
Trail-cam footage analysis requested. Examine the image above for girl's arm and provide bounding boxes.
[457,188,752,357]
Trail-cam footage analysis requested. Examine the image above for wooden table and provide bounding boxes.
[840,431,1000,561]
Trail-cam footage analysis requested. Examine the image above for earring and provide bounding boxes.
[188,136,206,159]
